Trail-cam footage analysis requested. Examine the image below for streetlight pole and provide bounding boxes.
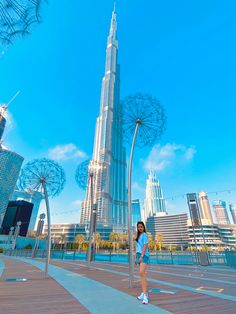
[87,172,94,263]
[122,93,166,288]
[42,181,51,276]
[12,221,21,250]
[7,226,14,249]
[128,120,140,288]
[32,213,45,258]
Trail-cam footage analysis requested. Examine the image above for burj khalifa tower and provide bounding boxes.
[80,7,127,228]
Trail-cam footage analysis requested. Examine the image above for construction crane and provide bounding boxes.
[0,90,20,119]
[0,91,20,146]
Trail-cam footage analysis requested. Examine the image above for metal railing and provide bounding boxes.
[3,249,232,267]
[225,250,236,268]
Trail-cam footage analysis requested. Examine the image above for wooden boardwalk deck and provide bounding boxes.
[52,260,236,314]
[0,257,89,314]
[1,256,235,314]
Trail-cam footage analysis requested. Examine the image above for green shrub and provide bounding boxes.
[24,244,32,250]
[0,247,3,253]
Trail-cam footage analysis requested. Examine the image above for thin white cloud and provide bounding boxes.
[72,199,83,207]
[48,144,87,161]
[133,181,145,194]
[144,143,196,172]
[185,147,197,160]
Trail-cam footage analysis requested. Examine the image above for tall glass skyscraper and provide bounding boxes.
[132,199,141,227]
[145,170,167,219]
[213,200,230,225]
[0,105,7,143]
[12,190,43,231]
[80,8,127,227]
[0,105,24,227]
[198,191,214,225]
[0,149,24,226]
[229,204,236,224]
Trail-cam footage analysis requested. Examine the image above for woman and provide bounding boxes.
[135,221,149,304]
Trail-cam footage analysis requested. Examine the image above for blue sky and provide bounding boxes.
[1,0,236,223]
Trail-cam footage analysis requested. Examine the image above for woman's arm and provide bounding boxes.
[138,243,148,263]
[141,243,148,256]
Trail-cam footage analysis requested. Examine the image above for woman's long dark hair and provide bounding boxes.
[135,221,146,242]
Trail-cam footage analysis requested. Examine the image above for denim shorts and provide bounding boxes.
[136,252,149,265]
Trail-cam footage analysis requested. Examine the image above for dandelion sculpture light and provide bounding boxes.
[19,158,66,275]
[122,93,166,287]
[75,160,101,263]
[75,159,90,191]
[0,0,46,45]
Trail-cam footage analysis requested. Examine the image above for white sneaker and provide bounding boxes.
[137,292,144,300]
[142,294,149,304]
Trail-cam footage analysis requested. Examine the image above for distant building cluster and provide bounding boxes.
[139,171,236,249]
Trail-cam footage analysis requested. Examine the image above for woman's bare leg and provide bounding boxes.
[139,263,148,294]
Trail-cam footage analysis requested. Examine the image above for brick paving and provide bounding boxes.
[0,257,90,314]
[52,260,236,314]
[1,255,236,314]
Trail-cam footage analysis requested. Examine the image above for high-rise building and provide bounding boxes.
[0,200,33,237]
[0,104,24,227]
[0,106,7,143]
[187,222,221,248]
[132,199,141,227]
[218,225,236,246]
[45,223,113,242]
[146,213,189,248]
[11,190,43,231]
[213,200,230,225]
[187,222,236,248]
[229,204,236,224]
[0,149,24,227]
[81,8,127,227]
[145,170,167,219]
[198,191,214,225]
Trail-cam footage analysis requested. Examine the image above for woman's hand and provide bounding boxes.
[138,256,143,264]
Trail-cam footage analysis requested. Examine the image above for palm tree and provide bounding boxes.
[75,234,85,253]
[94,233,101,253]
[27,230,37,238]
[149,240,156,252]
[99,240,106,249]
[119,233,128,244]
[156,233,164,252]
[59,233,66,250]
[109,232,118,253]
[147,232,153,244]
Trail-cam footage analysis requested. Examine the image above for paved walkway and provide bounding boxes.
[52,260,236,314]
[1,255,236,314]
[0,256,170,314]
[0,256,89,314]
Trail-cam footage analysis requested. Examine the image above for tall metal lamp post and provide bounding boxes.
[19,158,66,275]
[32,212,45,257]
[12,220,21,250]
[122,93,166,287]
[7,226,14,249]
[75,160,103,263]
